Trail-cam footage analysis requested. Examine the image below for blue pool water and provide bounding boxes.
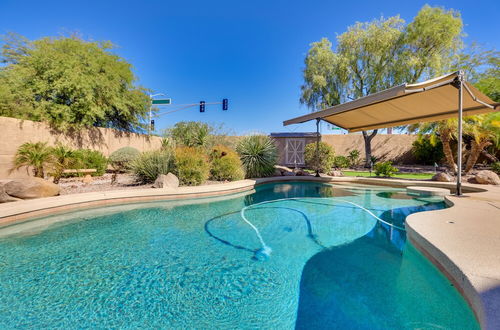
[0,182,478,329]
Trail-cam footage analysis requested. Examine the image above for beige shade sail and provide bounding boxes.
[284,72,499,132]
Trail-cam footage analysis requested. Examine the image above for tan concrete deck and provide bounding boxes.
[0,176,499,329]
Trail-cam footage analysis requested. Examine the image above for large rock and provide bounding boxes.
[474,170,500,185]
[328,170,344,177]
[0,185,20,203]
[432,172,453,182]
[274,165,295,176]
[4,178,60,199]
[153,173,179,188]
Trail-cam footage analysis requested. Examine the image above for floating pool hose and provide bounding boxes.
[239,197,406,260]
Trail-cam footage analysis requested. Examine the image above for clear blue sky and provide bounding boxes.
[1,0,498,135]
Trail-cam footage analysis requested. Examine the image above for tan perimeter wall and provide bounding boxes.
[0,116,163,179]
[321,133,418,164]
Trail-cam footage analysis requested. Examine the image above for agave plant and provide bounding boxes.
[236,135,277,178]
[10,142,54,178]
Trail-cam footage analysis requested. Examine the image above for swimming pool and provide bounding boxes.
[0,182,478,329]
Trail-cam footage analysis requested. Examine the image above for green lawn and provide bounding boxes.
[343,171,434,180]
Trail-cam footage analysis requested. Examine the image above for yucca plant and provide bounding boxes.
[10,142,53,177]
[236,135,277,178]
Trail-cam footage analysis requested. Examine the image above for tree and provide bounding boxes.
[300,5,464,166]
[0,33,150,132]
[409,120,458,172]
[463,113,500,173]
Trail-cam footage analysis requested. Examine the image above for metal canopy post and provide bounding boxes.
[315,118,320,178]
[456,71,464,196]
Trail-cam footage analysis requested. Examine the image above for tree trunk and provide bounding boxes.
[362,130,378,167]
[481,149,499,163]
[439,131,457,174]
[465,140,492,174]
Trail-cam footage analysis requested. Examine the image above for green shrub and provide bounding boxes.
[374,161,399,177]
[209,145,244,181]
[492,162,500,174]
[412,135,444,165]
[304,142,335,173]
[333,155,350,169]
[347,149,361,167]
[109,147,140,172]
[71,149,108,176]
[174,147,210,186]
[236,135,277,178]
[167,121,212,148]
[131,150,174,183]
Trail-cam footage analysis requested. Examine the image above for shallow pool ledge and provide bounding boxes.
[406,185,500,330]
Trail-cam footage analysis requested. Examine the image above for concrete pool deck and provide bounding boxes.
[0,176,499,329]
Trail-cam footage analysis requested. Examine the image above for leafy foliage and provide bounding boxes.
[236,135,277,178]
[168,121,212,148]
[411,135,444,165]
[0,33,150,132]
[166,121,233,150]
[109,147,140,172]
[300,6,465,166]
[304,142,335,172]
[10,142,53,177]
[131,150,173,183]
[347,149,361,167]
[209,145,244,181]
[474,55,500,102]
[50,144,78,183]
[70,149,108,176]
[374,161,399,177]
[174,147,210,186]
[491,162,500,175]
[333,156,350,169]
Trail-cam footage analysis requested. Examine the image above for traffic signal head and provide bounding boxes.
[200,101,205,112]
[150,119,155,131]
[222,98,228,111]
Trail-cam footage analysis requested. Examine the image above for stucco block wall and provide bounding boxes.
[0,117,163,178]
[322,133,418,164]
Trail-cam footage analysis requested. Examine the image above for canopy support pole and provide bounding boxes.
[456,71,464,196]
[315,118,320,177]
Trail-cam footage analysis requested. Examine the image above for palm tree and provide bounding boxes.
[50,144,77,183]
[464,113,500,174]
[409,119,458,173]
[10,142,53,177]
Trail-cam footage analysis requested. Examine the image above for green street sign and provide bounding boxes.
[152,99,171,105]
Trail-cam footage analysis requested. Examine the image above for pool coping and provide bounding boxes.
[1,175,499,329]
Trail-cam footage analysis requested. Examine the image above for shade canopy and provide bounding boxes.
[284,72,498,132]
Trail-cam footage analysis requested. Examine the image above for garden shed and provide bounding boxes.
[270,132,320,168]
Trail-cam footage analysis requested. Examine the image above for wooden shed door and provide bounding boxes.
[285,138,305,166]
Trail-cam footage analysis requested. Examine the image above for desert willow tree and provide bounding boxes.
[300,5,463,167]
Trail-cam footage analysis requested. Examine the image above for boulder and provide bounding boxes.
[4,178,60,199]
[432,172,453,182]
[328,170,344,177]
[474,170,500,185]
[295,169,312,176]
[153,173,180,188]
[0,185,20,203]
[274,165,295,176]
